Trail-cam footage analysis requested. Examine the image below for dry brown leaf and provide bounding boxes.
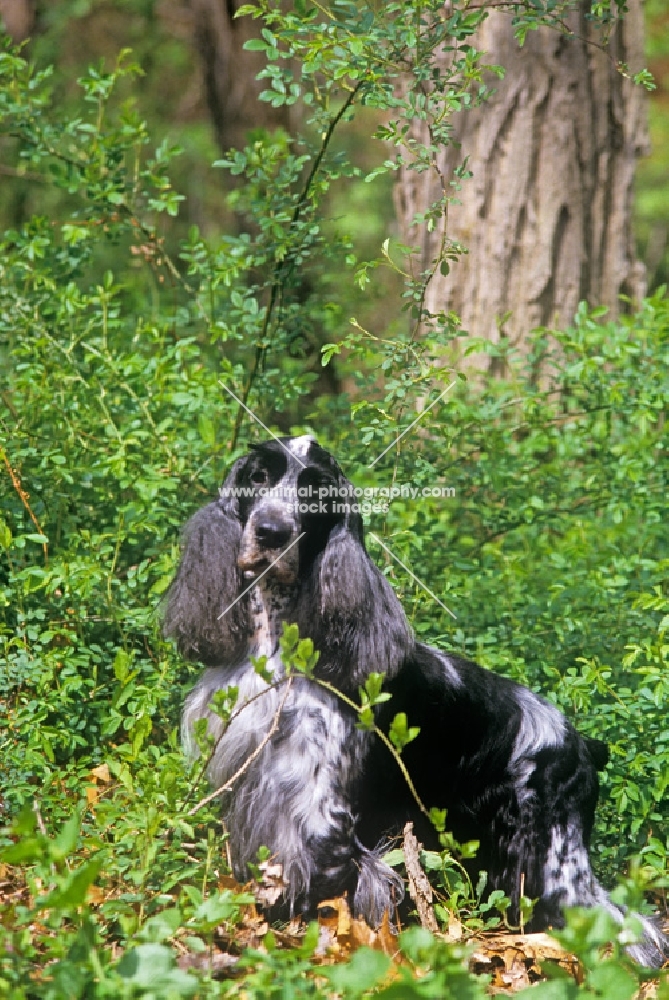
[376,910,400,956]
[177,951,240,976]
[270,920,305,950]
[314,896,400,961]
[85,784,100,806]
[90,763,111,783]
[86,764,111,807]
[499,952,532,992]
[444,913,463,943]
[319,895,351,938]
[350,915,378,949]
[313,922,335,957]
[316,896,354,959]
[217,874,245,893]
[221,912,269,952]
[86,885,106,905]
[252,861,287,908]
[470,931,580,993]
[634,983,658,1000]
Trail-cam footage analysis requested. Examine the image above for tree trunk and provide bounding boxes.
[0,0,35,41]
[188,0,290,154]
[394,2,649,360]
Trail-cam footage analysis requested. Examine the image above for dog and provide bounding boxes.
[164,435,667,966]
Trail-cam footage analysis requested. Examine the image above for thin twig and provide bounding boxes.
[183,659,430,825]
[0,164,44,182]
[230,81,366,449]
[181,674,291,809]
[1,445,47,563]
[187,677,293,816]
[313,675,432,822]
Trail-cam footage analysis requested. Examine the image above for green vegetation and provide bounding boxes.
[637,0,669,290]
[1,2,667,995]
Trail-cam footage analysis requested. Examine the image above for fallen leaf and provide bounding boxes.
[253,860,287,907]
[470,931,580,992]
[85,785,99,806]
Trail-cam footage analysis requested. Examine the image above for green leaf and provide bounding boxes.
[388,712,420,752]
[51,809,81,862]
[113,649,131,683]
[322,947,391,994]
[587,961,638,999]
[192,890,254,929]
[360,672,391,707]
[198,413,216,445]
[526,982,576,999]
[139,908,183,943]
[357,705,375,730]
[116,944,198,994]
[382,848,405,867]
[0,518,12,549]
[39,856,104,910]
[428,808,447,833]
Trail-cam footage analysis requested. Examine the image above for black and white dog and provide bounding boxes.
[164,436,667,966]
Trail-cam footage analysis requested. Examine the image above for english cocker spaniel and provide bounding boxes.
[164,436,667,966]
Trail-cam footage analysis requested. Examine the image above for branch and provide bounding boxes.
[312,675,432,823]
[187,676,293,816]
[230,80,366,449]
[404,821,439,932]
[181,674,291,809]
[0,445,47,563]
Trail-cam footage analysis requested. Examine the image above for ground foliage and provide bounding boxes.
[0,2,668,996]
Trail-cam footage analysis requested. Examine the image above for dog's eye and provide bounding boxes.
[250,469,267,485]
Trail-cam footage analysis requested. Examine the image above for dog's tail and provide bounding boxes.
[589,881,668,968]
[589,880,669,969]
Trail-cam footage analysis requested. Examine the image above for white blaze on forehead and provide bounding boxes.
[288,435,315,459]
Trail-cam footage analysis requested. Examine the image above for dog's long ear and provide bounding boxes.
[163,459,249,665]
[307,520,414,692]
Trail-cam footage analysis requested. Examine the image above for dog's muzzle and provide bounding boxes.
[238,505,299,582]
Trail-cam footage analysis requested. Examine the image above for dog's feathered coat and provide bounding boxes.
[165,436,667,966]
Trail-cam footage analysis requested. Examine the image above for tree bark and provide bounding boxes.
[0,0,35,41]
[394,2,649,360]
[188,0,290,154]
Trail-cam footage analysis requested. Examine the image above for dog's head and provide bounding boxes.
[219,435,361,586]
[164,436,413,684]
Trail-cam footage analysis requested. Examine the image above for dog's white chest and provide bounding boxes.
[187,660,366,899]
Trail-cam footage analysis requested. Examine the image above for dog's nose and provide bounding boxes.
[254,519,292,550]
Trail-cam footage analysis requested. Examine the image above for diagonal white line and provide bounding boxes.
[368,380,458,468]
[218,532,306,620]
[369,532,457,620]
[218,380,307,469]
